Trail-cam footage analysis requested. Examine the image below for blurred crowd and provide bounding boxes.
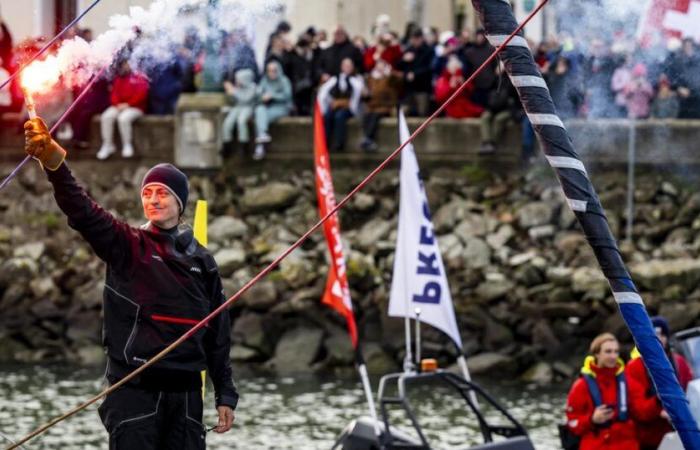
[2,14,700,160]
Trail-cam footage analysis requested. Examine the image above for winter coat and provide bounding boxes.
[626,350,693,448]
[566,356,642,450]
[365,72,402,115]
[317,74,364,115]
[318,40,364,77]
[45,163,237,409]
[546,70,581,119]
[463,42,497,90]
[363,44,402,71]
[434,68,484,119]
[148,59,184,115]
[651,93,680,119]
[257,61,293,110]
[228,68,257,106]
[397,43,434,94]
[111,71,150,112]
[624,78,654,119]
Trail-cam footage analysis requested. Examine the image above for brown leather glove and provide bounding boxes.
[24,118,67,171]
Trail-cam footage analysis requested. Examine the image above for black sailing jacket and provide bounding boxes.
[46,163,238,409]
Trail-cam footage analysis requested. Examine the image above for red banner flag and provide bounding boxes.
[638,0,700,44]
[313,102,358,349]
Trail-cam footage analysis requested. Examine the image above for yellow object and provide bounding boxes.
[421,358,438,372]
[193,200,208,247]
[630,346,641,360]
[193,200,208,398]
[580,355,625,377]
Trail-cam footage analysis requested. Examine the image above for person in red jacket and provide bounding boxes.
[434,56,484,119]
[566,333,643,450]
[627,316,694,450]
[97,58,150,160]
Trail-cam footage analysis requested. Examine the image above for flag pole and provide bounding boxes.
[355,350,381,438]
[456,347,480,409]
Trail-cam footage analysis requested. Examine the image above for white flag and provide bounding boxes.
[388,110,463,349]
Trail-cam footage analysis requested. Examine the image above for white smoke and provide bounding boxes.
[24,0,281,91]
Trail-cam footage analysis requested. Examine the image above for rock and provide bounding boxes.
[29,278,59,301]
[532,320,560,355]
[240,281,278,310]
[552,361,576,378]
[351,193,376,212]
[509,251,536,267]
[658,302,700,332]
[475,279,514,302]
[362,342,397,374]
[74,281,104,310]
[208,216,248,243]
[453,214,488,240]
[631,259,700,291]
[230,345,260,361]
[528,225,555,240]
[323,327,355,365]
[546,266,573,286]
[13,242,46,260]
[463,237,491,269]
[75,345,106,366]
[433,199,472,233]
[356,218,392,250]
[521,362,553,384]
[486,224,515,249]
[214,247,247,277]
[232,313,272,355]
[483,320,514,350]
[466,352,517,375]
[517,202,554,228]
[241,182,298,213]
[269,326,324,374]
[66,311,101,344]
[572,267,608,295]
[279,249,315,288]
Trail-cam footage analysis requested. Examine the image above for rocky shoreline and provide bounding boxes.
[2,161,700,383]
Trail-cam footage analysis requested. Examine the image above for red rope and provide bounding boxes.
[7,1,549,448]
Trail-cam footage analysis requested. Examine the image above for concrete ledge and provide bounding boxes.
[2,111,700,169]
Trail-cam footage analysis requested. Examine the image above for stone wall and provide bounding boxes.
[2,159,699,383]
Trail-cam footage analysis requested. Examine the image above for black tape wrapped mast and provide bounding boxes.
[470,0,700,447]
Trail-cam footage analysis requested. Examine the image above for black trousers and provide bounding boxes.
[98,385,206,450]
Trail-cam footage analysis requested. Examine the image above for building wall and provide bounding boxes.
[1,0,552,48]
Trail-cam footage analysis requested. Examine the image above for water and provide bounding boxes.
[0,365,567,449]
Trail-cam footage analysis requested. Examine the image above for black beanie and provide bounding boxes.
[141,163,189,213]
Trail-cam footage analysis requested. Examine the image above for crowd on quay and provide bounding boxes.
[2,15,700,160]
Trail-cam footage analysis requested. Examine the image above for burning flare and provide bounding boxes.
[20,58,63,119]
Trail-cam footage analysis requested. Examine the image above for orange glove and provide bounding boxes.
[24,118,66,171]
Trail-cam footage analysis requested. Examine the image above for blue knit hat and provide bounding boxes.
[141,163,189,214]
[651,316,670,338]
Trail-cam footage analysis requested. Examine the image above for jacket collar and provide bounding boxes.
[581,355,625,378]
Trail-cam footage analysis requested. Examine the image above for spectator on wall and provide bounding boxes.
[544,56,582,119]
[434,55,483,119]
[651,75,679,119]
[96,59,149,160]
[318,57,364,152]
[674,39,700,119]
[478,63,521,154]
[148,57,184,115]
[0,17,12,72]
[398,29,434,117]
[623,63,654,120]
[286,34,318,116]
[462,29,497,108]
[223,30,259,83]
[66,75,110,149]
[253,61,293,160]
[361,58,402,152]
[317,27,364,83]
[364,33,402,72]
[221,68,257,155]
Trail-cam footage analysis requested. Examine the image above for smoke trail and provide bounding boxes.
[23,0,281,92]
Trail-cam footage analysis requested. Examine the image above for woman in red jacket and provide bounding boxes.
[627,316,694,450]
[434,56,483,119]
[97,59,150,160]
[566,333,641,450]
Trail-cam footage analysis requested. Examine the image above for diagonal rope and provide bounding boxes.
[5,1,549,448]
[0,0,102,92]
[0,67,108,192]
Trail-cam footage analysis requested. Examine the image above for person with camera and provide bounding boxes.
[565,333,642,450]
